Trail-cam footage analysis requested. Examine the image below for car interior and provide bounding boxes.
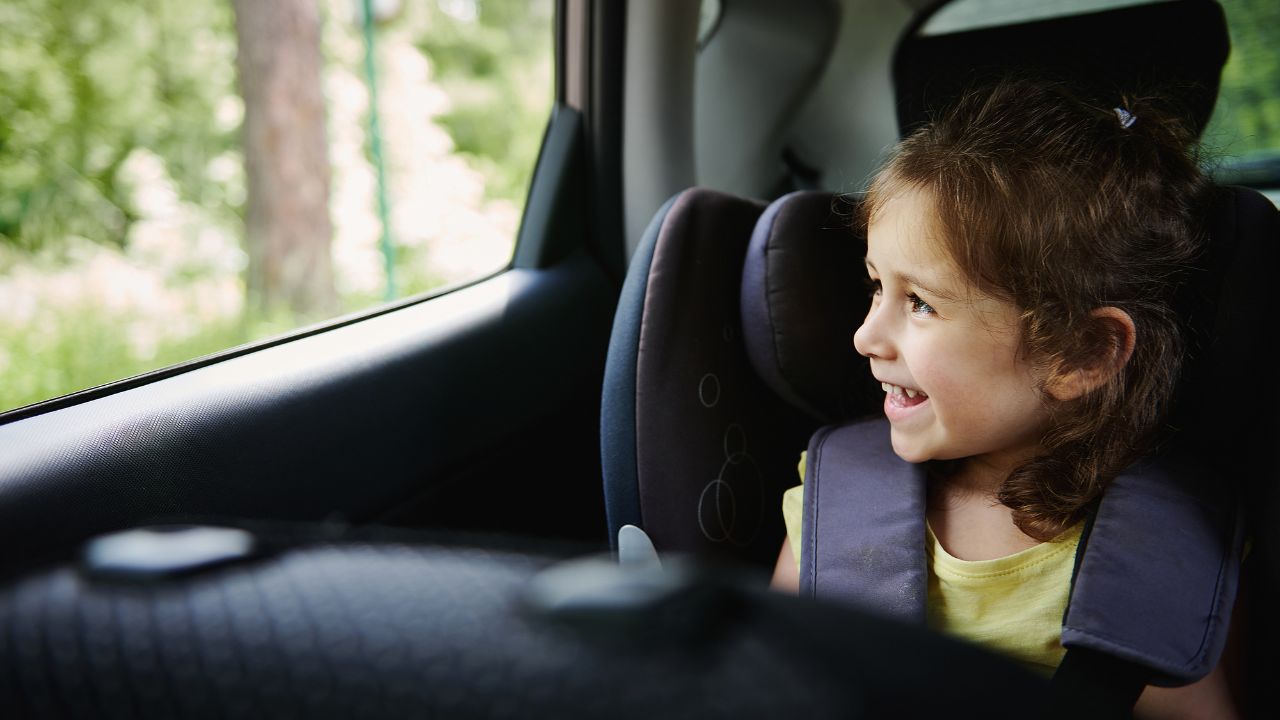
[0,0,1276,716]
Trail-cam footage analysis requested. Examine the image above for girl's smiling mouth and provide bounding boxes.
[882,382,928,401]
[881,382,930,421]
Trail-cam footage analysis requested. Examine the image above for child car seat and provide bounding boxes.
[600,189,816,570]
[601,180,1273,708]
[599,0,1275,707]
[600,0,1244,564]
[599,185,888,569]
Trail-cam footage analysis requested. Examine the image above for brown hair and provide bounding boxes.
[862,78,1214,540]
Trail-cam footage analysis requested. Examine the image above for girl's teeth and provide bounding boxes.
[881,381,928,399]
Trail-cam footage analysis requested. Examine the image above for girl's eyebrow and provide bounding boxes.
[901,273,959,301]
[864,259,958,301]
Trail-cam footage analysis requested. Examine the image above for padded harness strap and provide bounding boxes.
[1061,452,1243,686]
[802,418,1241,686]
[799,421,927,622]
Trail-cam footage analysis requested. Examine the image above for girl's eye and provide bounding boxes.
[865,277,882,298]
[909,293,935,315]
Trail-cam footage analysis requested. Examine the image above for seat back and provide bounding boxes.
[601,184,882,570]
[1180,185,1279,713]
[601,188,814,568]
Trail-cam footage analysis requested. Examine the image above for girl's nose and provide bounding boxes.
[853,304,893,359]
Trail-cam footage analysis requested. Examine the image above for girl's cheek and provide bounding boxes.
[912,347,977,405]
[906,347,946,391]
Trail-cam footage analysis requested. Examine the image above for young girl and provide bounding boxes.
[771,79,1238,717]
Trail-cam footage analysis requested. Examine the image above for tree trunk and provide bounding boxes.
[233,0,336,319]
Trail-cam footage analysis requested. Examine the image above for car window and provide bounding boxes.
[0,0,553,414]
[921,0,1279,204]
[921,0,1162,35]
[1203,0,1280,203]
[698,0,722,48]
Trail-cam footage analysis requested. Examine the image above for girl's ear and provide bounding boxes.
[1046,307,1136,401]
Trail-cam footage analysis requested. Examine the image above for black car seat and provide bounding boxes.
[601,0,1240,560]
[599,0,1277,709]
[600,189,818,570]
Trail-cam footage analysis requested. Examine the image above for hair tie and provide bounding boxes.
[1114,107,1137,129]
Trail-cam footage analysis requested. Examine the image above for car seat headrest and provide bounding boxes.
[740,191,879,425]
[894,0,1230,137]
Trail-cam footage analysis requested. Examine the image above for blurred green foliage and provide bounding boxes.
[417,0,555,204]
[0,0,239,250]
[0,0,552,413]
[1206,0,1280,158]
[0,260,447,411]
[0,301,289,410]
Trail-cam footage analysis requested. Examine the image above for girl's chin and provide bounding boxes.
[888,433,933,465]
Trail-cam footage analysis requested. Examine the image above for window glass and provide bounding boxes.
[918,0,1279,203]
[921,0,1159,36]
[698,0,723,48]
[1204,0,1280,203]
[0,0,554,413]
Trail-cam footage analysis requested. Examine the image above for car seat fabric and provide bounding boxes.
[601,188,810,568]
[797,417,1243,686]
[1061,447,1243,686]
[739,191,877,425]
[1169,186,1279,475]
[798,420,927,623]
[1173,185,1280,708]
[601,194,682,544]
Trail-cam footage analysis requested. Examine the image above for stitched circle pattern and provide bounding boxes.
[723,423,747,462]
[698,479,737,543]
[698,373,721,408]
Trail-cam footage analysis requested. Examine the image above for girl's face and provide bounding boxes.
[854,189,1051,473]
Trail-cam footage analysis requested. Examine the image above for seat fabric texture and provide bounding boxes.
[601,188,811,569]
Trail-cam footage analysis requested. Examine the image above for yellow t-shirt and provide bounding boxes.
[781,452,1082,674]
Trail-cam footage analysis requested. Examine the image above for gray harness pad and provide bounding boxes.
[798,418,1241,685]
[799,421,927,622]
